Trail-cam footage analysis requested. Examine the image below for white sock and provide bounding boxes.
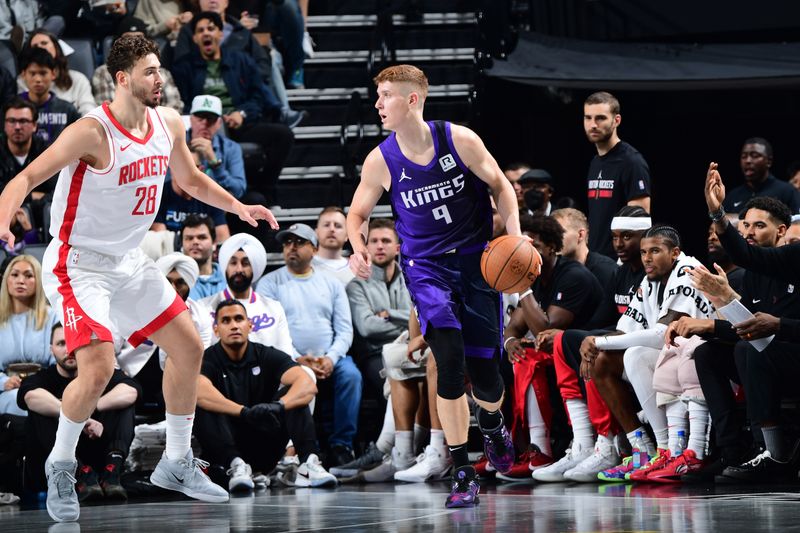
[626,426,657,456]
[430,429,445,451]
[376,401,395,454]
[165,412,194,461]
[414,423,430,453]
[565,399,594,450]
[666,401,688,455]
[688,401,709,459]
[50,411,85,462]
[526,384,551,456]
[395,430,413,458]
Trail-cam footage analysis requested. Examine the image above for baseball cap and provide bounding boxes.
[518,168,553,185]
[190,95,223,117]
[276,223,318,247]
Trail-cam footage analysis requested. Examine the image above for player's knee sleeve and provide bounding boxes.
[465,356,504,404]
[424,327,466,400]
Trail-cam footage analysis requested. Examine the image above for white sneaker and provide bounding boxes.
[296,454,337,487]
[532,443,592,483]
[302,31,315,58]
[563,438,620,483]
[394,445,452,483]
[227,458,254,492]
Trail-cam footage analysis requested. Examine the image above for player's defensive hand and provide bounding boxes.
[237,202,279,230]
[241,402,284,430]
[349,249,372,279]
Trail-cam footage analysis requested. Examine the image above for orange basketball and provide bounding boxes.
[480,235,540,294]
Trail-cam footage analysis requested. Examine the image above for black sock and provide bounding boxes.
[449,443,470,469]
[106,451,124,472]
[477,407,503,433]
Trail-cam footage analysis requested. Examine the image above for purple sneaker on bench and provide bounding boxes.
[445,466,480,508]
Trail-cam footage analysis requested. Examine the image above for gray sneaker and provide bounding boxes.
[45,457,79,522]
[330,442,384,478]
[150,451,229,503]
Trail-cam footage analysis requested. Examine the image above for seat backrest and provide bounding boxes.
[0,41,16,78]
[63,39,96,80]
[23,243,48,266]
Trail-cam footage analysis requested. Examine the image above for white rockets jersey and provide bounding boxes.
[49,102,173,255]
[616,252,715,333]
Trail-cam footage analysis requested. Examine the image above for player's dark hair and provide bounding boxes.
[614,205,649,218]
[742,137,773,159]
[524,215,564,253]
[740,196,791,227]
[191,11,224,34]
[3,97,38,122]
[215,299,247,319]
[106,33,160,83]
[585,91,620,115]
[18,46,56,73]
[181,213,217,242]
[643,224,681,249]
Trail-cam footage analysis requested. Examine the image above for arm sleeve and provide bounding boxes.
[327,281,354,364]
[718,222,800,284]
[346,282,400,338]
[595,323,668,350]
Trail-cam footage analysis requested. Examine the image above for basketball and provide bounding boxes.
[480,235,540,294]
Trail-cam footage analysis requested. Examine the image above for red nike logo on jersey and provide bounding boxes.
[120,143,132,151]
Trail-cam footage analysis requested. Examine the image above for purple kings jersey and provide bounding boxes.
[381,120,492,258]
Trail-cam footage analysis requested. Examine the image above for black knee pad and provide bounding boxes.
[424,327,466,400]
[465,356,504,404]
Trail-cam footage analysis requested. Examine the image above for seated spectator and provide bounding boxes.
[313,206,355,285]
[182,215,227,299]
[17,47,79,146]
[0,3,64,50]
[195,300,336,492]
[19,30,95,115]
[518,169,555,216]
[91,19,185,112]
[0,98,52,209]
[18,323,140,500]
[256,223,362,467]
[502,162,530,212]
[134,0,192,41]
[171,11,294,205]
[152,178,230,241]
[0,255,59,416]
[346,219,410,409]
[197,233,293,354]
[502,215,604,480]
[784,216,800,245]
[261,0,306,89]
[723,137,800,214]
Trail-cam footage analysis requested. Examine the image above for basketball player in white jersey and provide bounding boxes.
[0,35,277,522]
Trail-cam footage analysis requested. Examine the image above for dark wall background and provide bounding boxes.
[474,80,800,259]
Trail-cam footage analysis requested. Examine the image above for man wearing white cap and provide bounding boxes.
[198,233,292,354]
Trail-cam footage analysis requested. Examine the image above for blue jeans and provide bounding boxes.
[329,356,362,449]
[263,0,305,84]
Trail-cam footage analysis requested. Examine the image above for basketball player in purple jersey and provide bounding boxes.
[347,65,524,508]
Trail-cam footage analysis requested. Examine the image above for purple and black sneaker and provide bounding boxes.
[481,425,515,474]
[445,466,480,508]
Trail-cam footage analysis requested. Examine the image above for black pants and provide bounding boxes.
[195,404,317,472]
[228,121,293,205]
[25,406,135,491]
[734,339,800,426]
[694,340,743,449]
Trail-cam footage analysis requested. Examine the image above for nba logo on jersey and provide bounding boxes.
[638,180,646,190]
[439,154,456,172]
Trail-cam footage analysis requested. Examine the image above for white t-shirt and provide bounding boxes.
[312,255,355,285]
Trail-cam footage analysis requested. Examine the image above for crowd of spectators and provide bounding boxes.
[2,7,800,505]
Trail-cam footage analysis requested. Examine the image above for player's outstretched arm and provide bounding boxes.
[162,108,278,230]
[347,147,389,279]
[0,119,104,246]
[450,124,520,237]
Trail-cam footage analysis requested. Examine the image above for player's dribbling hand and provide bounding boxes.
[349,249,372,279]
[237,203,279,230]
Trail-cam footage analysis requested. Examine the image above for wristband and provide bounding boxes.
[518,289,533,301]
[503,337,517,351]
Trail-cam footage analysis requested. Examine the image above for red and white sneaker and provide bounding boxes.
[473,455,496,478]
[496,447,553,481]
[629,449,670,482]
[646,449,705,484]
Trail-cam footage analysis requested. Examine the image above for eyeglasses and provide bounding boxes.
[5,118,34,125]
[282,237,310,247]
